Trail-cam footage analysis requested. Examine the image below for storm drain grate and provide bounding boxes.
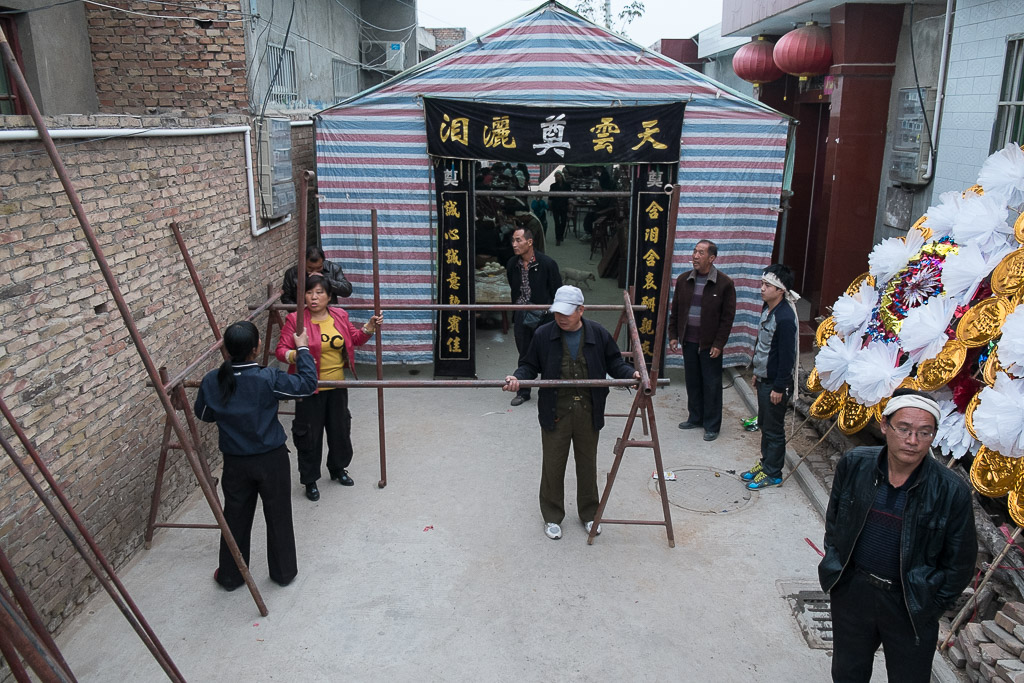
[787,590,833,650]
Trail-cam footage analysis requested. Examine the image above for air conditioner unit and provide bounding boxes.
[361,40,405,72]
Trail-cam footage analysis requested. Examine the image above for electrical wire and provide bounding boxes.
[255,0,295,219]
[908,0,935,155]
[330,0,417,33]
[82,0,245,22]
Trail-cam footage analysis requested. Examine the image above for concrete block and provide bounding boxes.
[967,622,994,646]
[998,611,1023,634]
[980,660,999,681]
[966,640,984,669]
[949,644,968,669]
[998,658,1024,678]
[984,621,1024,656]
[981,641,1013,666]
[1003,603,1024,625]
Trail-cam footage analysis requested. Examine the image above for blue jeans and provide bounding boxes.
[756,379,789,478]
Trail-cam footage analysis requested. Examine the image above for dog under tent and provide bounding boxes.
[314,0,790,369]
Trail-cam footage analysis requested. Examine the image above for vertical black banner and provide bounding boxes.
[629,164,677,367]
[433,158,476,377]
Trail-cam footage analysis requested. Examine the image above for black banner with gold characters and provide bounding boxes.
[433,158,476,377]
[629,163,678,367]
[423,97,685,164]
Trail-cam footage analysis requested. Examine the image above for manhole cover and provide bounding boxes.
[649,466,754,514]
[786,589,833,650]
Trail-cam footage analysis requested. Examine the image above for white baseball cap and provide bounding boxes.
[550,285,584,315]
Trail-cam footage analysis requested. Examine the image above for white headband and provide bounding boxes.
[882,394,941,424]
[762,272,801,303]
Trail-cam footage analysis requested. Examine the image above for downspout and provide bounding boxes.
[923,0,955,180]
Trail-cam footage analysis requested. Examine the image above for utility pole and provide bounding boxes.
[604,0,612,27]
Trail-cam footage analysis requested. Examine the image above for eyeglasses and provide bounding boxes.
[891,424,936,441]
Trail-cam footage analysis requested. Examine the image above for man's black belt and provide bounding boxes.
[855,567,901,592]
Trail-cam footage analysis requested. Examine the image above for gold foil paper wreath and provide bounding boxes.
[806,368,823,392]
[838,393,873,435]
[1015,211,1024,245]
[915,339,968,391]
[970,446,1021,497]
[956,296,1012,347]
[815,316,837,348]
[991,247,1024,297]
[809,386,846,420]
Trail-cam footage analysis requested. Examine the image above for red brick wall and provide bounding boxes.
[86,2,248,114]
[0,112,310,633]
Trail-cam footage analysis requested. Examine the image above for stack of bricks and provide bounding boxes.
[951,603,1024,681]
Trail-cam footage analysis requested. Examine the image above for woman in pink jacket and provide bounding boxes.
[275,274,382,502]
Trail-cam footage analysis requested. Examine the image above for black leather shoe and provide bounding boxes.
[678,421,701,430]
[305,483,320,501]
[511,395,530,406]
[331,470,354,486]
[703,431,719,442]
[214,569,242,592]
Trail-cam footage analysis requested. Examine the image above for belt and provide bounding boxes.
[855,567,901,592]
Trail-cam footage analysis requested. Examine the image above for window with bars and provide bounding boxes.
[332,58,357,103]
[267,43,297,105]
[0,16,26,115]
[992,36,1024,152]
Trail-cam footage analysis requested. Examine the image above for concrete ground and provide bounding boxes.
[55,235,837,681]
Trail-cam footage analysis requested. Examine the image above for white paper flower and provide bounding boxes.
[898,295,957,365]
[952,192,1014,255]
[973,374,1024,457]
[846,341,912,406]
[999,307,1024,374]
[832,281,879,338]
[978,143,1024,207]
[815,333,861,392]
[934,399,978,460]
[942,241,1015,305]
[922,190,968,239]
[868,230,925,284]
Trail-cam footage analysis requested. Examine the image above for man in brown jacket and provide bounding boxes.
[669,240,736,441]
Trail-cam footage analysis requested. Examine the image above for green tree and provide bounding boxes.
[574,1,645,33]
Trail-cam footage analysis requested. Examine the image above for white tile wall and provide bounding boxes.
[933,0,1024,195]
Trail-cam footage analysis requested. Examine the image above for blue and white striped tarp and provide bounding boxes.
[316,1,789,367]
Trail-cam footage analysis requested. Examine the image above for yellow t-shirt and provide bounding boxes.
[313,315,345,389]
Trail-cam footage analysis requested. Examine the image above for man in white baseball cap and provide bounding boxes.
[503,285,640,540]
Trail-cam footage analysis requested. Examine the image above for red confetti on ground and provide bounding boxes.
[423,525,434,531]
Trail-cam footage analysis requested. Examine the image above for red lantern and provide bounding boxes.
[773,22,832,81]
[732,36,784,87]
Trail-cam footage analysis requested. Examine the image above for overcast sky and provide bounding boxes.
[415,0,726,47]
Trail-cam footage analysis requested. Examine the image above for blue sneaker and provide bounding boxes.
[740,462,763,481]
[746,471,782,490]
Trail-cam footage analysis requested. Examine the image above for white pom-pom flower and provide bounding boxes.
[973,374,1024,457]
[934,399,978,460]
[998,307,1024,374]
[832,281,879,338]
[815,333,861,393]
[922,190,968,239]
[898,295,957,365]
[846,341,912,405]
[942,240,1014,305]
[869,230,925,284]
[978,143,1024,207]
[951,192,1014,255]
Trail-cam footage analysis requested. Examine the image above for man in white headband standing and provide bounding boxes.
[741,263,799,490]
[818,387,976,682]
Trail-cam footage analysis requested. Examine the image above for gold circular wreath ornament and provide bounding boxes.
[845,272,875,296]
[956,296,1013,347]
[1015,211,1024,245]
[970,445,1021,498]
[991,247,1024,297]
[1008,489,1024,527]
[806,367,823,392]
[965,391,982,439]
[815,316,837,348]
[915,339,968,390]
[809,386,846,420]
[838,394,873,435]
[964,184,985,198]
[982,349,1002,387]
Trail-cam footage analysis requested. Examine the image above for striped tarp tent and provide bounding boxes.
[316,1,790,367]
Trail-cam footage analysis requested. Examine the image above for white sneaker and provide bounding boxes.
[544,522,562,540]
[585,521,602,536]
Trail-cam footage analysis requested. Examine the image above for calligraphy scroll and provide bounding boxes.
[629,164,677,367]
[423,98,685,165]
[433,158,476,377]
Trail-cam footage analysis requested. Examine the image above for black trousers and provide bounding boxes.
[513,316,538,399]
[552,207,568,242]
[216,445,297,588]
[756,379,789,478]
[830,571,938,683]
[682,341,723,433]
[293,388,353,484]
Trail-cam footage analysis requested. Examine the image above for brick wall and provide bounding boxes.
[425,27,467,55]
[0,112,312,634]
[86,1,248,114]
[932,0,1023,195]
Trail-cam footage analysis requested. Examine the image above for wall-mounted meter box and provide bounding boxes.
[889,87,936,186]
[259,117,295,219]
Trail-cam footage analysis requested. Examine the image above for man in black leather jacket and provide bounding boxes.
[818,388,976,682]
[281,246,353,305]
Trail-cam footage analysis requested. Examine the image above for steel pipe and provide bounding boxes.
[371,209,387,488]
[260,303,646,312]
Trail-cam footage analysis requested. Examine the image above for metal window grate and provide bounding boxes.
[267,43,297,105]
[332,58,356,104]
[992,38,1024,152]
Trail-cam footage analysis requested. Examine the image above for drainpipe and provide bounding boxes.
[923,0,955,180]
